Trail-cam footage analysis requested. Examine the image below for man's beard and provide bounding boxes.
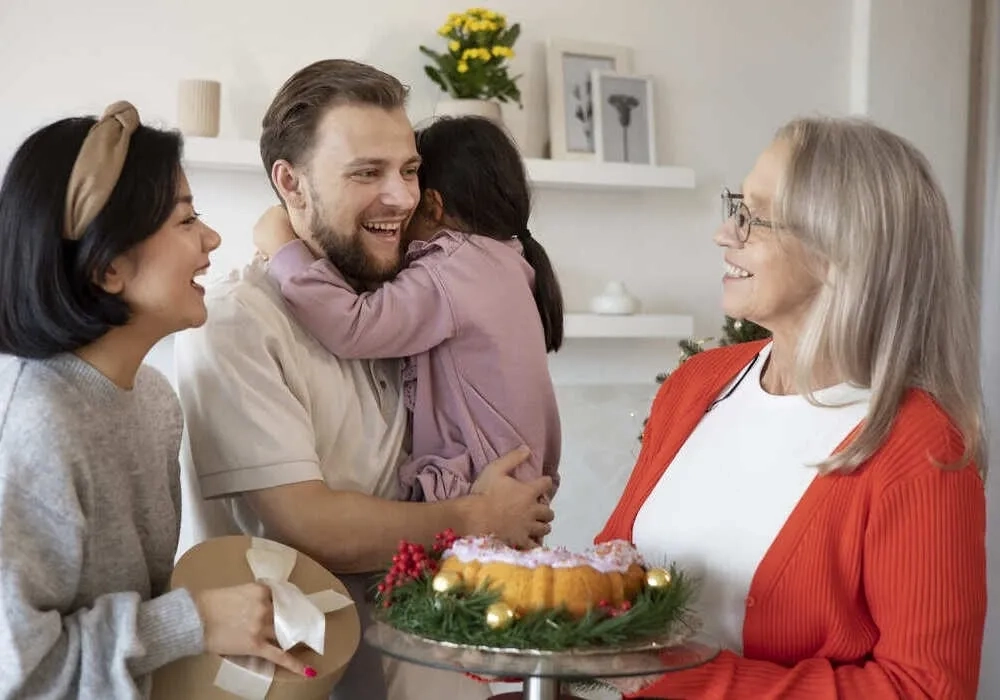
[309,202,402,286]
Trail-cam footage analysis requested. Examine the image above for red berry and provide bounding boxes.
[620,601,632,611]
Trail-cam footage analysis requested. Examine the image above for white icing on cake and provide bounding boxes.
[444,536,645,573]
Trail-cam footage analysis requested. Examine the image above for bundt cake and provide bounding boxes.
[438,536,647,617]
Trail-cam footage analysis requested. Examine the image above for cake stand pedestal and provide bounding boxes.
[365,622,718,700]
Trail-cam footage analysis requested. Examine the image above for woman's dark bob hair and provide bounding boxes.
[0,116,183,359]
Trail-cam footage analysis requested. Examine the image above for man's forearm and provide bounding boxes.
[245,482,477,574]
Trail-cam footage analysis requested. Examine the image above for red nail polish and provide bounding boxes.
[304,666,317,678]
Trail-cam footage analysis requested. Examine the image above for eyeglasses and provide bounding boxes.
[721,187,777,243]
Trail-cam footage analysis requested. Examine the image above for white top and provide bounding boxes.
[632,343,871,652]
[174,261,408,541]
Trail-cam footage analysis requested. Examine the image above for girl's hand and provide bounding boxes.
[253,205,298,258]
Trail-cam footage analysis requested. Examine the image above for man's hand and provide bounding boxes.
[467,446,554,548]
[253,205,298,257]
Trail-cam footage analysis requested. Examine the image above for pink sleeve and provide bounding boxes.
[400,452,543,502]
[398,452,474,502]
[267,240,458,359]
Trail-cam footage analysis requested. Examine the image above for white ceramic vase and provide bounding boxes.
[177,79,221,137]
[590,281,640,315]
[433,98,502,122]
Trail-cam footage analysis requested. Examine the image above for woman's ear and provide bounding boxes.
[94,255,131,295]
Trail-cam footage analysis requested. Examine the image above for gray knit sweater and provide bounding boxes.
[0,354,204,699]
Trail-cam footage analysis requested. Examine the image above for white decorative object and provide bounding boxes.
[177,79,221,137]
[591,71,657,165]
[434,98,502,122]
[545,39,632,161]
[590,281,640,315]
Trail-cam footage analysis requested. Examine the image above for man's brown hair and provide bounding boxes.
[260,59,409,184]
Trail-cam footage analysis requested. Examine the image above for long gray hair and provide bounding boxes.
[774,117,983,474]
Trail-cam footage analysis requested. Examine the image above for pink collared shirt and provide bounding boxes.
[267,229,561,501]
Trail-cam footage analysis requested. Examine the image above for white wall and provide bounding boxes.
[970,0,1000,696]
[862,0,973,238]
[2,0,978,333]
[0,0,854,345]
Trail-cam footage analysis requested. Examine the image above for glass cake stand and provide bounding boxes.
[365,622,719,700]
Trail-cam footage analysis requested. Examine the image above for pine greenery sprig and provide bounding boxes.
[375,562,698,651]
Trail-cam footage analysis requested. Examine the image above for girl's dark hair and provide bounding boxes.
[0,116,183,358]
[415,116,564,352]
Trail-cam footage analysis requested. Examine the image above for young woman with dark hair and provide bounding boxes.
[0,102,311,698]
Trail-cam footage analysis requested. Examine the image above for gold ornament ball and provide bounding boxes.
[645,567,672,589]
[485,601,515,630]
[431,570,463,594]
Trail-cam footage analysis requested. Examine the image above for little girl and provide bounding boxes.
[254,115,562,503]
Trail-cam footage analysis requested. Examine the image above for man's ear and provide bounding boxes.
[94,257,129,295]
[271,159,307,210]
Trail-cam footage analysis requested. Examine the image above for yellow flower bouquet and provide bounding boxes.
[419,7,522,106]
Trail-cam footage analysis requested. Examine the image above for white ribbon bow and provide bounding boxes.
[212,538,355,700]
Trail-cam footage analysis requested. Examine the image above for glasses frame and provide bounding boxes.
[721,187,777,243]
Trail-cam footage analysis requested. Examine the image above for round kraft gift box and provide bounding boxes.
[151,535,360,700]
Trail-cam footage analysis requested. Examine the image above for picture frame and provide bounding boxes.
[590,71,656,166]
[545,39,633,161]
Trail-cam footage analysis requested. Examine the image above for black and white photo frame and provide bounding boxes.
[590,70,656,165]
[545,39,632,161]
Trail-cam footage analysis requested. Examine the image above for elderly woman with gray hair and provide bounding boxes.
[598,118,986,699]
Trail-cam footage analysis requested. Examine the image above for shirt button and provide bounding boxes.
[746,596,756,607]
[379,380,387,389]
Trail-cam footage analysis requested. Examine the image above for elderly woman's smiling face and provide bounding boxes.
[715,139,823,338]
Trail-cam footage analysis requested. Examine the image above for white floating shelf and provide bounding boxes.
[182,137,695,192]
[563,313,693,339]
[184,138,261,172]
[526,159,694,191]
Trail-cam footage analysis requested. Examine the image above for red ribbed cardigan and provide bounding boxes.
[595,341,986,700]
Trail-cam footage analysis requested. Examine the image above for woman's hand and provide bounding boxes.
[193,583,315,678]
[253,205,298,258]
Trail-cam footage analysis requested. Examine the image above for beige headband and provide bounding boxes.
[63,100,141,241]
